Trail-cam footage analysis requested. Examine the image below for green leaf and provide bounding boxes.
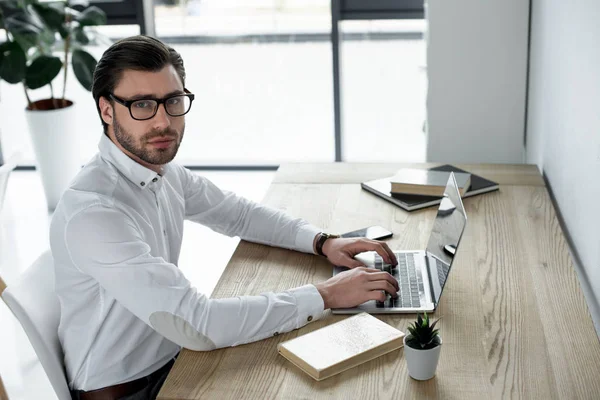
[0,41,27,83]
[69,0,90,10]
[25,54,62,89]
[31,2,65,31]
[73,27,89,45]
[0,1,21,16]
[71,49,96,91]
[4,11,45,50]
[58,24,70,39]
[39,27,56,47]
[16,0,38,9]
[75,6,106,26]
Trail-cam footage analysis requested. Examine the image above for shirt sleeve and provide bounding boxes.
[177,165,321,255]
[64,205,325,351]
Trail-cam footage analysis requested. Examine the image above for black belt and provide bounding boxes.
[72,354,177,400]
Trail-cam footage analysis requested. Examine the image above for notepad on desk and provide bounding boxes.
[277,313,404,381]
[361,164,500,212]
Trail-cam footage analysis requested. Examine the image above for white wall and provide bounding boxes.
[426,0,530,163]
[527,0,600,332]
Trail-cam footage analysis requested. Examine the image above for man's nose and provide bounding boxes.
[152,104,171,130]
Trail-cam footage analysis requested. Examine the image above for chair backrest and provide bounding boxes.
[1,251,71,400]
[0,374,8,400]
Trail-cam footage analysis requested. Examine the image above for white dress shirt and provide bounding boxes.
[50,134,325,391]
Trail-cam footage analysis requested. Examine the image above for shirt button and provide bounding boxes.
[152,177,158,182]
[140,181,145,186]
[163,230,167,236]
[273,332,279,336]
[307,316,313,322]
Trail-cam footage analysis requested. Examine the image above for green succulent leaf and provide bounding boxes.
[75,6,106,26]
[25,54,62,89]
[406,313,441,349]
[0,40,27,83]
[71,48,96,91]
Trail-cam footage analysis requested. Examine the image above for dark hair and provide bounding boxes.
[91,35,186,134]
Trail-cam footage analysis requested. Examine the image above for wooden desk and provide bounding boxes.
[158,164,600,399]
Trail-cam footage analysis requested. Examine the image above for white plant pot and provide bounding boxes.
[25,100,81,211]
[404,335,442,381]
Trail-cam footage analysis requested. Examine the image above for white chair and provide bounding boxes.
[1,251,71,400]
[0,374,8,400]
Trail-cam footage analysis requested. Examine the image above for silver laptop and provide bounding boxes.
[332,172,467,314]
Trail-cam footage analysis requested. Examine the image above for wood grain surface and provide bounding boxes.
[273,163,544,186]
[158,164,599,400]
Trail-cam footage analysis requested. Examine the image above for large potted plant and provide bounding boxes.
[0,0,107,210]
[404,312,442,381]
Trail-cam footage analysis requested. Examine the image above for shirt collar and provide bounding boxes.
[99,134,168,190]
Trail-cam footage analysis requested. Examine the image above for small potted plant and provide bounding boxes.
[404,312,442,381]
[0,0,107,210]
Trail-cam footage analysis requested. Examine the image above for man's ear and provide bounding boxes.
[99,96,113,126]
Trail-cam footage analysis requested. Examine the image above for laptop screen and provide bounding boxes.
[425,173,468,305]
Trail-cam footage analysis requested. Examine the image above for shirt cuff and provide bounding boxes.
[294,223,322,254]
[288,284,325,327]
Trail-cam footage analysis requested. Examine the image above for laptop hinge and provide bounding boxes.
[424,250,437,307]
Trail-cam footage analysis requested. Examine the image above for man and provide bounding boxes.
[50,36,398,400]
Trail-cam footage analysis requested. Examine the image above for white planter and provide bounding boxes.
[25,100,81,211]
[404,335,442,381]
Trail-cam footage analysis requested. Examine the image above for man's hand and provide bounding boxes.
[314,267,399,309]
[322,237,397,268]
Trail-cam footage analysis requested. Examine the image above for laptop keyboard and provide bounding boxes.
[436,258,450,288]
[375,252,423,308]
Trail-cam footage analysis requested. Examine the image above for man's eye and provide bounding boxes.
[134,101,151,109]
[167,97,181,105]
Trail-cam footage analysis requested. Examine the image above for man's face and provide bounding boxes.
[100,65,186,167]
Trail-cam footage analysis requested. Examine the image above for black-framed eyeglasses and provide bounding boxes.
[109,89,195,121]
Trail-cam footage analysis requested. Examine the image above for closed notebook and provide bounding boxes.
[277,313,404,381]
[390,168,471,196]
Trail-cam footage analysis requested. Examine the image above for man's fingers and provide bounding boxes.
[379,242,397,265]
[359,266,379,273]
[367,290,387,303]
[366,281,398,297]
[365,241,394,265]
[345,258,365,269]
[366,271,399,289]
